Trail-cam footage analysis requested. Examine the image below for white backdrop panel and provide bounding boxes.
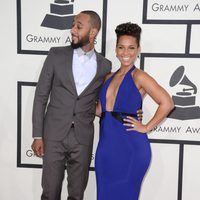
[1,0,200,199]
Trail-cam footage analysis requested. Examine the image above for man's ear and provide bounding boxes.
[90,28,98,38]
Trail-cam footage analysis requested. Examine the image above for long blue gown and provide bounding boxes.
[95,65,151,200]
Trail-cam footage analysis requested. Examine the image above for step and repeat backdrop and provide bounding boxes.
[1,0,200,199]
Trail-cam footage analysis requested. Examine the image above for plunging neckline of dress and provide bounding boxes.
[105,66,135,112]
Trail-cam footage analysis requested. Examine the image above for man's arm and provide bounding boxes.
[32,48,55,138]
[32,48,55,156]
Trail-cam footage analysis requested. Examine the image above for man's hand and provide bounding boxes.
[137,109,143,121]
[31,139,44,157]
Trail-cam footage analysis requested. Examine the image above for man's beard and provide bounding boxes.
[71,35,90,49]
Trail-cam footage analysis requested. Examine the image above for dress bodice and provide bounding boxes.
[99,65,142,114]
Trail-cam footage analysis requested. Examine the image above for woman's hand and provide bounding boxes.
[123,116,148,133]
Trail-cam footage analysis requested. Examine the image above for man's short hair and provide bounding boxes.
[81,10,101,31]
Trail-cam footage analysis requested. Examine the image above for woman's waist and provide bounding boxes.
[101,111,138,123]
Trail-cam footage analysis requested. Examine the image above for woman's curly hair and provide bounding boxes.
[115,22,141,47]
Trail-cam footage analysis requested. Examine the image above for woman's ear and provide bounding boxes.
[115,47,118,58]
[137,46,141,58]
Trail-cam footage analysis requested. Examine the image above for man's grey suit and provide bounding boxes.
[32,46,111,200]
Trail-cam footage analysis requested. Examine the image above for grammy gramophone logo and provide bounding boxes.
[41,0,75,30]
[168,65,200,120]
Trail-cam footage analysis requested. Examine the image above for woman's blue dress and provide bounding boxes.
[95,66,151,200]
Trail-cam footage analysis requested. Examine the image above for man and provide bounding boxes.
[31,10,111,200]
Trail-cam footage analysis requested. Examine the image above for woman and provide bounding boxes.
[95,22,174,200]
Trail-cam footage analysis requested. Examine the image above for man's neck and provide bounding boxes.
[81,43,94,53]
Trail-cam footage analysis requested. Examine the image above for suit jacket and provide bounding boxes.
[32,46,111,146]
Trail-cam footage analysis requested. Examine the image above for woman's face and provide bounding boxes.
[116,35,140,67]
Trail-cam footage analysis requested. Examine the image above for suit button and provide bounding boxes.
[77,97,80,100]
[73,113,76,116]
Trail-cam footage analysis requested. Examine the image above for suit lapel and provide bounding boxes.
[64,47,78,96]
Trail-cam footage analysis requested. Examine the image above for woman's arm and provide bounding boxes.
[124,69,174,133]
[96,100,102,117]
[95,72,114,117]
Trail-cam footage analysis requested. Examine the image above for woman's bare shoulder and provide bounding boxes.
[104,72,114,82]
[133,68,150,81]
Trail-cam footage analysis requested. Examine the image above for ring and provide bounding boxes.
[131,124,134,127]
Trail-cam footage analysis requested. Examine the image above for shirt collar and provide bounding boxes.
[74,47,95,59]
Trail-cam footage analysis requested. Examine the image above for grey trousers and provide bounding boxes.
[41,127,93,200]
